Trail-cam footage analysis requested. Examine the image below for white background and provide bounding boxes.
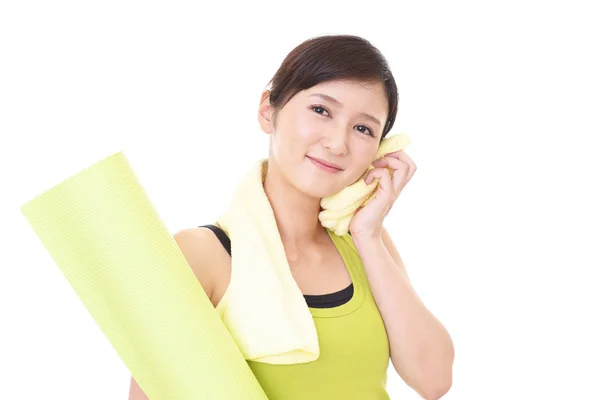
[2,1,599,399]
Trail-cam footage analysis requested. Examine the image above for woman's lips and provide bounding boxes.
[307,156,343,173]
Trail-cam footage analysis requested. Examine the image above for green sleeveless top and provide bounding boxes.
[217,228,391,399]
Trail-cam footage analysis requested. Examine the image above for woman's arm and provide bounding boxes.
[353,226,455,400]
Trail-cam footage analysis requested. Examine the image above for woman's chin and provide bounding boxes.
[300,181,344,199]
[295,168,356,198]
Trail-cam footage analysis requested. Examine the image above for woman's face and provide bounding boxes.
[258,79,388,199]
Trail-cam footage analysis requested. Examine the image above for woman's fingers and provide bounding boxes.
[364,167,391,186]
[372,154,416,191]
[382,150,417,181]
[372,156,406,171]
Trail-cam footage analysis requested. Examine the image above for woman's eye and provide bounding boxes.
[311,106,329,116]
[357,125,375,137]
[311,105,374,137]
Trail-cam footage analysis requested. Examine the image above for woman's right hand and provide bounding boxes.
[128,376,149,400]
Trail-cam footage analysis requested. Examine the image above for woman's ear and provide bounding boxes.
[258,90,275,134]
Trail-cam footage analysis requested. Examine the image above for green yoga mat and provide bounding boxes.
[20,151,268,400]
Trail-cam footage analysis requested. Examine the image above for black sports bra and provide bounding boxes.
[198,225,354,308]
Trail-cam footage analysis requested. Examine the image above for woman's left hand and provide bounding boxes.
[349,149,417,239]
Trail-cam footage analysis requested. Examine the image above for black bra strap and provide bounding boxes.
[304,282,354,308]
[198,224,231,256]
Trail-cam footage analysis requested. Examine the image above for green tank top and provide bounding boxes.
[219,228,391,399]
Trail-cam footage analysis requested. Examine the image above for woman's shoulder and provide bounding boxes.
[172,224,232,308]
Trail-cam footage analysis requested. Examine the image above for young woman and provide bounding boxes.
[129,34,454,400]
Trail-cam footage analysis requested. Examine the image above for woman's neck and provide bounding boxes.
[262,159,328,251]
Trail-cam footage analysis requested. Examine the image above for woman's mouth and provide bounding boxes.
[306,156,343,174]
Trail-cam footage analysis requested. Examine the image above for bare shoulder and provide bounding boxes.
[172,225,232,308]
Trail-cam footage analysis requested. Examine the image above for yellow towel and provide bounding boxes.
[20,152,268,399]
[215,133,410,365]
[320,133,411,235]
[217,159,320,365]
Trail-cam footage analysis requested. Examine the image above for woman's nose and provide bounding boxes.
[321,129,348,156]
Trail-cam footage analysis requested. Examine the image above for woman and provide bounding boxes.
[130,34,454,399]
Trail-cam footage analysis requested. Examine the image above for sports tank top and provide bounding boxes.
[199,224,391,399]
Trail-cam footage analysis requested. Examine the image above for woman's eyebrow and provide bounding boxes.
[309,93,382,127]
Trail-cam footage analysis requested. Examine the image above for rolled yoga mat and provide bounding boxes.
[20,151,268,400]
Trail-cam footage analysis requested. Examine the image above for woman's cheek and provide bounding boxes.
[295,118,320,142]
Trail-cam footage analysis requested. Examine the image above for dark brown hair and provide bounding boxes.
[266,34,398,140]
